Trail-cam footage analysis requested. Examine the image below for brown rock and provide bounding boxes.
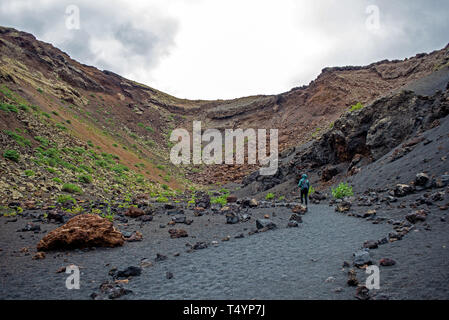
[125,207,145,217]
[168,229,188,239]
[292,204,307,214]
[379,258,396,266]
[37,214,124,251]
[347,269,358,286]
[33,252,46,260]
[227,195,238,203]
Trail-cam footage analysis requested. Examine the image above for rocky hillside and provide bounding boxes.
[238,66,449,199]
[1,25,449,207]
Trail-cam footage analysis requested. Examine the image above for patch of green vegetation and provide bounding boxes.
[278,196,285,201]
[37,88,44,94]
[349,102,364,112]
[265,193,275,200]
[3,149,20,162]
[0,103,18,113]
[57,194,76,204]
[55,123,67,131]
[4,130,31,147]
[42,112,51,118]
[87,140,94,148]
[78,174,93,184]
[112,164,129,174]
[309,185,315,196]
[34,136,49,147]
[62,183,83,194]
[24,169,35,177]
[156,196,169,203]
[52,111,59,116]
[52,177,63,184]
[145,126,154,133]
[331,182,353,199]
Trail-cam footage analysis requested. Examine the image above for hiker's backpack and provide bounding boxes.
[299,178,309,190]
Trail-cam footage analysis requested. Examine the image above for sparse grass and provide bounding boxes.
[4,130,31,147]
[78,174,93,184]
[57,194,76,204]
[265,193,275,200]
[24,169,35,177]
[349,102,364,112]
[3,149,20,162]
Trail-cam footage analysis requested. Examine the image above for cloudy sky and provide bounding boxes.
[1,0,448,99]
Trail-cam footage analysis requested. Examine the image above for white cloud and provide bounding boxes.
[0,0,448,99]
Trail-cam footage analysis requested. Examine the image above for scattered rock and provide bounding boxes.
[166,272,174,279]
[19,223,41,233]
[125,207,145,218]
[32,252,46,260]
[227,195,237,203]
[249,199,259,208]
[289,213,303,223]
[193,242,208,250]
[415,173,430,186]
[287,220,299,228]
[347,269,358,286]
[115,266,141,279]
[256,219,277,230]
[355,286,371,300]
[394,184,414,197]
[155,253,168,262]
[353,250,372,267]
[37,214,124,251]
[405,210,428,224]
[335,201,351,213]
[168,229,188,239]
[292,204,308,214]
[379,258,396,267]
[226,212,239,224]
[363,240,378,249]
[125,231,143,242]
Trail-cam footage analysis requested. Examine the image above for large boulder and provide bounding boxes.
[37,214,124,251]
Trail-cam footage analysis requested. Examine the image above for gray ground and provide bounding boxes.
[1,199,448,300]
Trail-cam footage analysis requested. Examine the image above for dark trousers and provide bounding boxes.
[300,188,308,206]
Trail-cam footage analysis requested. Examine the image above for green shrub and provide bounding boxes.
[145,126,154,133]
[57,194,76,204]
[37,88,44,94]
[62,183,83,194]
[308,185,315,196]
[0,103,18,113]
[4,130,31,147]
[78,174,93,184]
[161,184,169,190]
[278,196,285,201]
[331,182,353,199]
[24,170,35,177]
[3,149,20,162]
[349,102,364,112]
[211,195,227,206]
[42,112,51,118]
[265,193,275,200]
[156,196,169,203]
[52,177,63,183]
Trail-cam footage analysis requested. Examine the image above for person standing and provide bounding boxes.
[298,174,310,206]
